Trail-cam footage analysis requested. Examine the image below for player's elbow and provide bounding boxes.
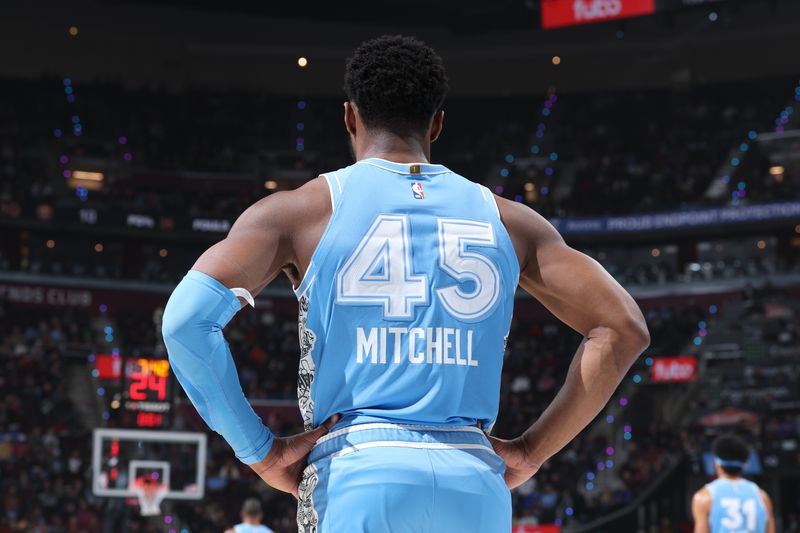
[161,309,198,372]
[625,312,650,353]
[161,306,188,344]
[612,311,650,361]
[161,294,199,354]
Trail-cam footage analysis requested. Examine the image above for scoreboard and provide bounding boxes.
[122,357,173,428]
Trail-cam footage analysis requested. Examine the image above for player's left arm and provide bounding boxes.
[489,197,649,487]
[691,488,711,533]
[760,489,776,533]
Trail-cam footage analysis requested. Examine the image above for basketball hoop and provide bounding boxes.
[92,429,206,515]
[132,478,168,516]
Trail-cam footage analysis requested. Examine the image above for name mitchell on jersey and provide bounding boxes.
[356,327,479,366]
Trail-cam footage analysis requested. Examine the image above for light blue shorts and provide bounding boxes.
[297,424,511,533]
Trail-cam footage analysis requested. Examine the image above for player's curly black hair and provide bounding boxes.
[712,434,750,476]
[344,35,449,136]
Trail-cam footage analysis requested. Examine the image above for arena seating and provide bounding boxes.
[0,295,752,531]
[0,308,101,532]
[1,77,797,225]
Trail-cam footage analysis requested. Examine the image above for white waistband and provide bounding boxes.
[315,422,486,446]
[327,441,493,459]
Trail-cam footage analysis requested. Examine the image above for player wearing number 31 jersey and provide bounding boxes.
[162,35,650,532]
[692,435,775,533]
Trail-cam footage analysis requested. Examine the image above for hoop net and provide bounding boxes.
[131,478,168,516]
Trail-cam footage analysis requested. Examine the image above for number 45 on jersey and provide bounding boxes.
[337,214,501,322]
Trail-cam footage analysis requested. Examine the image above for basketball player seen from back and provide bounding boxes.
[162,35,650,532]
[224,498,274,533]
[692,435,775,533]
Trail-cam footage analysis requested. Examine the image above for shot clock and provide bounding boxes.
[122,357,173,428]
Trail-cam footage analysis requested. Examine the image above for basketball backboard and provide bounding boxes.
[92,428,207,515]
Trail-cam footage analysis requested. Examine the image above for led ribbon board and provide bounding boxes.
[541,0,656,29]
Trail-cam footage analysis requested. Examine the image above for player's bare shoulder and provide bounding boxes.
[283,176,333,274]
[759,488,774,513]
[246,176,332,285]
[691,486,712,533]
[692,485,712,512]
[193,176,332,293]
[283,175,331,219]
[233,176,331,234]
[492,194,563,272]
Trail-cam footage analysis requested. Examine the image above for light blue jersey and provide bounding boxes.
[233,524,273,533]
[292,158,519,532]
[294,157,519,432]
[707,478,767,533]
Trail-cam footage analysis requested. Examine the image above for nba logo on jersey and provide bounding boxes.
[411,182,424,199]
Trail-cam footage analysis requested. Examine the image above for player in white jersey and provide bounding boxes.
[163,35,650,531]
[224,498,274,533]
[692,435,775,533]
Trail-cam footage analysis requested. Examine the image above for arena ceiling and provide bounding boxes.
[125,0,538,31]
[3,0,799,95]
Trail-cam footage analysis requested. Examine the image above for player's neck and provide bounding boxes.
[356,130,430,164]
[719,472,742,481]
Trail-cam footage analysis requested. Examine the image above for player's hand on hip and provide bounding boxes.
[488,435,541,489]
[249,415,340,498]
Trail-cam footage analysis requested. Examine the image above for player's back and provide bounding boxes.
[295,157,518,431]
[294,158,517,532]
[707,478,767,533]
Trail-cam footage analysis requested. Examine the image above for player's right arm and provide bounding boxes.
[691,488,712,533]
[489,197,650,488]
[761,489,775,533]
[162,177,336,497]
